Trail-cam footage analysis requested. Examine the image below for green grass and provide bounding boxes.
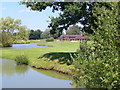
[1,41,80,73]
[30,39,46,43]
[1,41,80,59]
[30,58,74,74]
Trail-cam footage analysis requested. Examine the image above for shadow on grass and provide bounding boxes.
[39,52,78,65]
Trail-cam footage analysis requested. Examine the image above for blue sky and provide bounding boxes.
[0,1,60,31]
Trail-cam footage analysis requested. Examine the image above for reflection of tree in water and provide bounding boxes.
[1,59,28,76]
[0,61,2,74]
[2,60,15,76]
[15,65,28,74]
[32,68,72,80]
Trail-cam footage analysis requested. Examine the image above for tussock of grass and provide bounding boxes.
[15,55,29,65]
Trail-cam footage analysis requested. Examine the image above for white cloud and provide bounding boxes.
[18,9,38,13]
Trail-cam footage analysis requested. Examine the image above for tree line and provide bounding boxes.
[30,25,82,39]
[0,16,81,47]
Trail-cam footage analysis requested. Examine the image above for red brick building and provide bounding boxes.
[57,35,87,41]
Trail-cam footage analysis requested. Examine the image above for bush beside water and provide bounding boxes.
[46,37,54,42]
[2,32,13,47]
[15,55,29,65]
[0,43,3,47]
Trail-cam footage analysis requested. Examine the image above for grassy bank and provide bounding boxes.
[31,58,74,75]
[30,39,46,43]
[1,41,80,74]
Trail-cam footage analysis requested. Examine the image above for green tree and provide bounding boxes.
[0,17,29,47]
[66,25,82,35]
[0,17,21,47]
[29,29,43,40]
[29,30,35,39]
[72,2,119,89]
[18,25,30,40]
[41,29,51,39]
[21,1,115,35]
[21,1,93,35]
[34,29,43,39]
[0,31,2,42]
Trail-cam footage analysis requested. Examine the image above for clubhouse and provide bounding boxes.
[57,35,87,41]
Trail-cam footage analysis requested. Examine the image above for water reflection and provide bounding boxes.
[1,59,28,76]
[2,60,15,76]
[0,60,2,74]
[15,65,28,75]
[1,59,73,88]
[1,43,47,49]
[32,68,72,80]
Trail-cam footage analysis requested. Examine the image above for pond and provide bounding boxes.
[2,43,47,49]
[0,59,73,88]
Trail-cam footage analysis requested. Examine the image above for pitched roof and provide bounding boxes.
[57,35,87,40]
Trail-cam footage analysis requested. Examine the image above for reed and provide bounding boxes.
[15,55,29,65]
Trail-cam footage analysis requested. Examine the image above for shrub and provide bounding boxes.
[46,37,54,42]
[15,55,29,65]
[72,3,119,89]
[0,43,2,47]
[2,32,13,47]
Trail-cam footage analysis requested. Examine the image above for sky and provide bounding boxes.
[0,1,60,31]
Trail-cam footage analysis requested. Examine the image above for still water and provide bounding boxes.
[0,59,73,88]
[2,43,47,49]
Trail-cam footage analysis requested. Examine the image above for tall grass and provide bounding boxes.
[15,55,29,65]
